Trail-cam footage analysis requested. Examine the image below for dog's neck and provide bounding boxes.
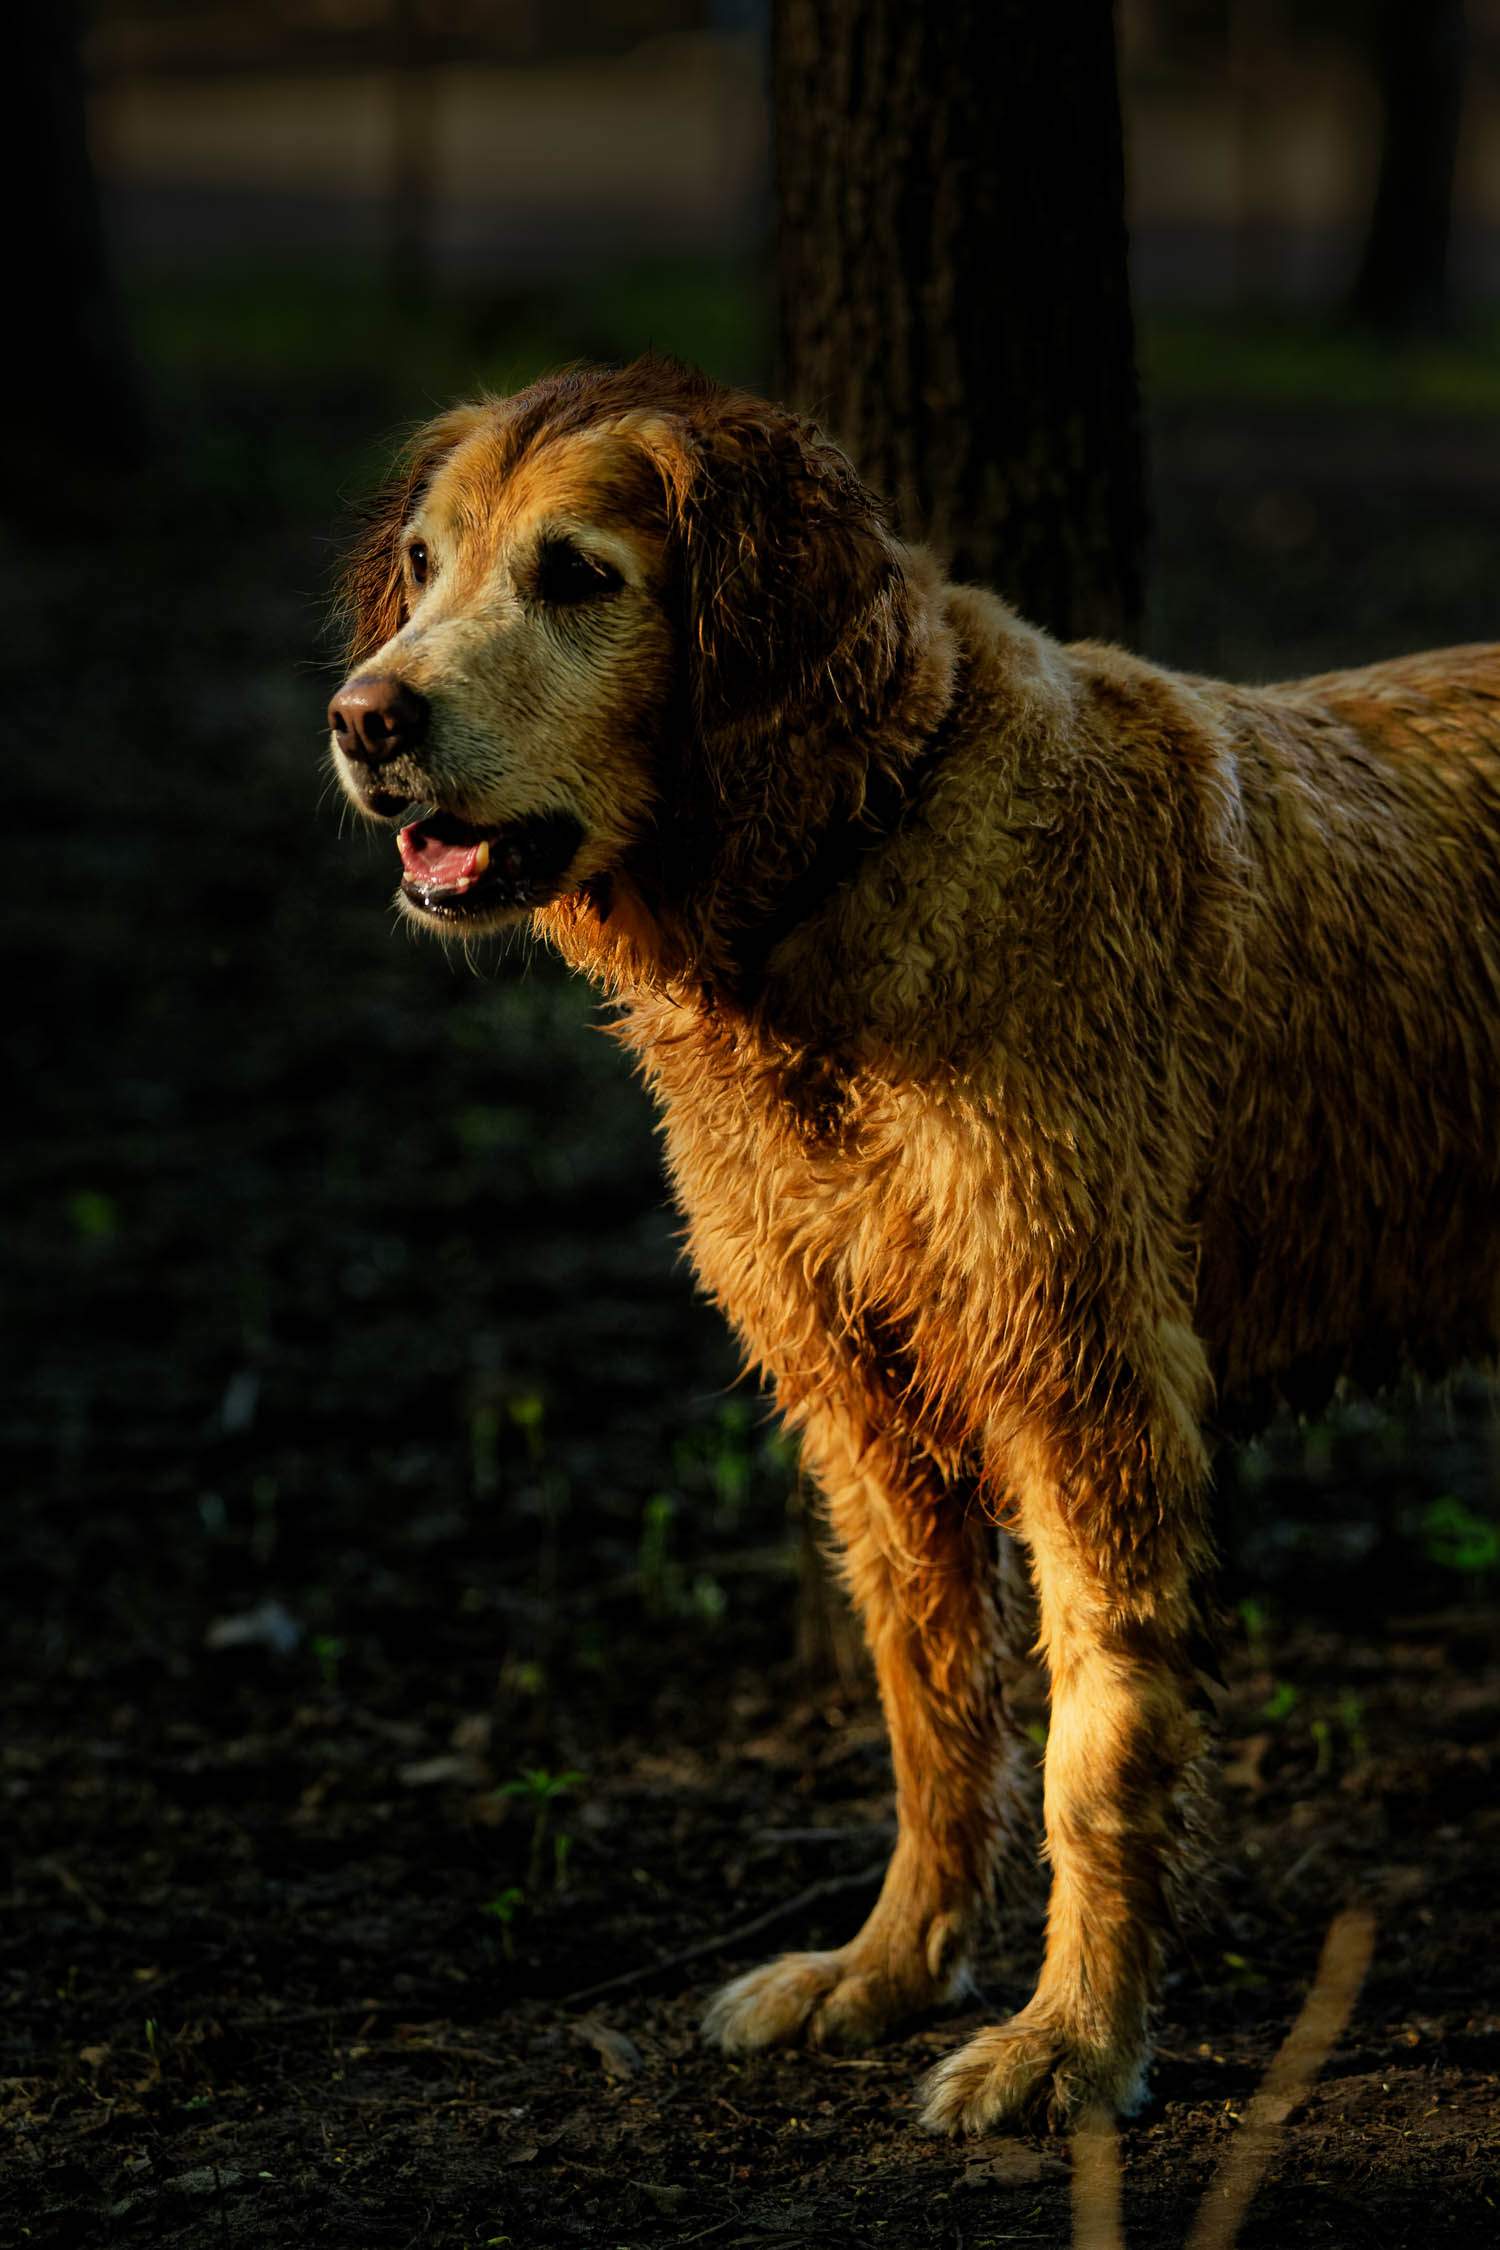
[718,647,967,1008]
[540,547,964,1035]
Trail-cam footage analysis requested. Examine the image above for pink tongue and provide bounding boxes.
[398,823,486,892]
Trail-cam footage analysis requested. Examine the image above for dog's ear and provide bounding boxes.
[631,397,901,733]
[336,405,489,670]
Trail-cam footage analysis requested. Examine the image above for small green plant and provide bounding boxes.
[1261,1679,1299,1725]
[1336,1687,1368,1761]
[713,1400,754,1504]
[1220,1948,1267,1992]
[1301,1420,1336,1479]
[1419,1494,1500,1580]
[638,1492,683,1619]
[67,1188,118,1242]
[311,1634,346,1692]
[690,1572,727,1623]
[636,1490,731,1624]
[1311,1687,1370,1777]
[1236,1595,1272,1667]
[480,1887,525,1961]
[497,1768,586,1892]
[507,1392,546,1466]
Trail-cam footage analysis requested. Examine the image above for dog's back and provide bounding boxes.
[1182,644,1500,1409]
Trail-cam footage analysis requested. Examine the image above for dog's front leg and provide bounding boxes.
[922,1394,1214,2132]
[703,1403,1031,2054]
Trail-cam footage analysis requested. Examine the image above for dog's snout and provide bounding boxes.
[328,674,430,767]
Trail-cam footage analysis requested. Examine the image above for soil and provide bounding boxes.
[4,363,1499,2250]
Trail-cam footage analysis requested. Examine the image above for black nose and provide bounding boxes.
[328,674,429,767]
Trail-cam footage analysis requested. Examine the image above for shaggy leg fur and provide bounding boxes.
[703,1408,1032,2054]
[922,1412,1212,2133]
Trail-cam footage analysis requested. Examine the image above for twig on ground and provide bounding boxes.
[554,1858,887,2008]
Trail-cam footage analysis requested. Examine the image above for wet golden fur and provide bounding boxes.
[332,359,1500,2129]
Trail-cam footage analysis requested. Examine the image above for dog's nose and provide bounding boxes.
[328,675,430,767]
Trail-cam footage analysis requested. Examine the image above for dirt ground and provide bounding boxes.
[4,340,1499,2250]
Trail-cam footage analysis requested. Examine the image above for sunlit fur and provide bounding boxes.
[333,357,1500,2130]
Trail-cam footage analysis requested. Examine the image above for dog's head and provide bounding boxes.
[328,360,930,984]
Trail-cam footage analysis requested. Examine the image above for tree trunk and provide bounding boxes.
[12,1,139,506]
[1350,0,1467,338]
[772,0,1146,645]
[772,1,1145,1676]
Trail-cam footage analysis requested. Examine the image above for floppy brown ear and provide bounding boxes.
[335,405,490,671]
[636,397,902,733]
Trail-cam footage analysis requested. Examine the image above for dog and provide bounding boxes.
[328,357,1500,2130]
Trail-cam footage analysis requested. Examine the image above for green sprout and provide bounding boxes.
[1336,1688,1368,1762]
[68,1188,118,1242]
[497,1768,586,1892]
[507,1392,546,1466]
[1236,1594,1272,1667]
[1420,1495,1500,1580]
[311,1634,346,1692]
[481,1887,525,1961]
[638,1493,682,1619]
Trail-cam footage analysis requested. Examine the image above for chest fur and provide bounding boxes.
[631,1014,1065,1457]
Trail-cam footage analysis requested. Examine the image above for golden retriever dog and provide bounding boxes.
[328,358,1500,2130]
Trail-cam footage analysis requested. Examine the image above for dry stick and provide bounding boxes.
[554,1858,888,2009]
[1071,2106,1125,2250]
[1185,1906,1377,2250]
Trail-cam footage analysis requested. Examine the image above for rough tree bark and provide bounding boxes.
[772,0,1146,645]
[1350,0,1468,338]
[12,1,139,509]
[772,1,1147,1675]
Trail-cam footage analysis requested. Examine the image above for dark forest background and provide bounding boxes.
[5,5,1498,2247]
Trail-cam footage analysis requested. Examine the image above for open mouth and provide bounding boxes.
[396,809,584,920]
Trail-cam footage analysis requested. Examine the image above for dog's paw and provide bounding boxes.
[919,2011,1148,2134]
[703,1948,922,2055]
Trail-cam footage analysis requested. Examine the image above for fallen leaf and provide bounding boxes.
[569,2017,643,2080]
[960,2141,1064,2186]
[204,1600,301,1658]
[396,1752,489,1789]
[637,2181,688,2213]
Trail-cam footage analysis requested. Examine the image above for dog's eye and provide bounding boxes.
[536,538,622,607]
[407,540,430,588]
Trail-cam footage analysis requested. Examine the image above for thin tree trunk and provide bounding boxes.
[12,1,139,504]
[773,0,1145,645]
[1350,0,1467,338]
[773,1,1145,1676]
[388,0,436,308]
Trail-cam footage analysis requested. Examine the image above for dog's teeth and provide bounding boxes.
[455,877,472,893]
[473,840,491,873]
